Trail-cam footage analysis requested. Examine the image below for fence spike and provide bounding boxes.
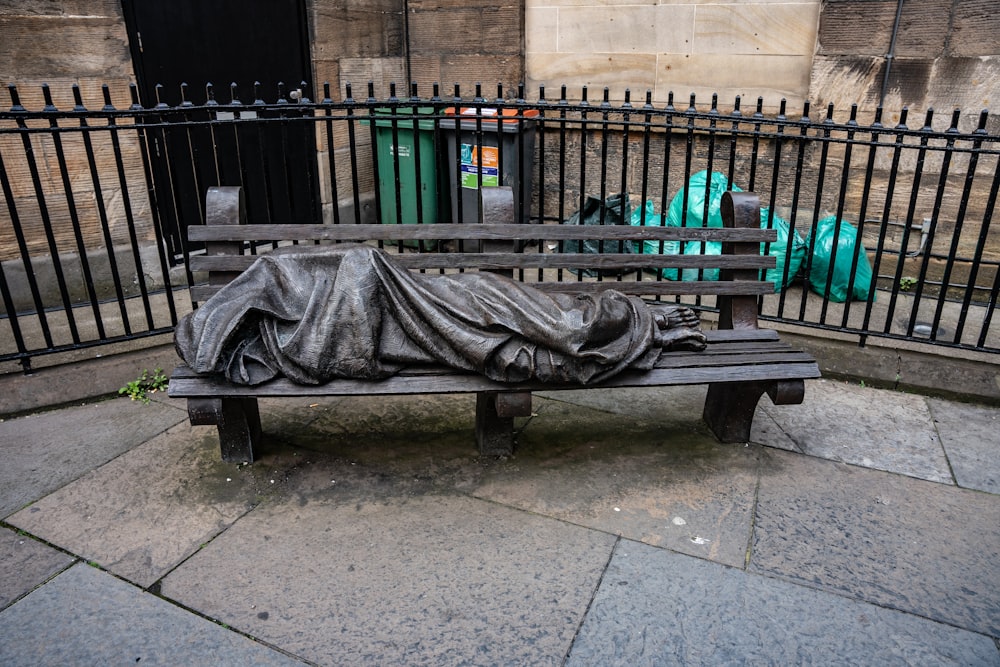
[299,81,311,104]
[180,82,193,107]
[496,82,504,103]
[922,108,934,130]
[431,82,440,102]
[129,82,142,110]
[975,109,989,134]
[453,83,461,102]
[873,106,883,128]
[517,82,525,103]
[322,82,332,104]
[560,85,568,105]
[229,82,240,105]
[254,82,264,105]
[731,95,742,117]
[474,82,484,102]
[101,84,115,111]
[8,83,25,111]
[948,107,961,132]
[897,106,909,129]
[580,85,589,105]
[687,93,697,112]
[277,81,288,104]
[205,83,217,105]
[367,81,376,103]
[72,84,86,111]
[42,83,57,111]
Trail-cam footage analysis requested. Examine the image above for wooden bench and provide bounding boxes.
[168,185,820,462]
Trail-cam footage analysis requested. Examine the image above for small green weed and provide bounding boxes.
[119,368,168,404]
[899,276,917,291]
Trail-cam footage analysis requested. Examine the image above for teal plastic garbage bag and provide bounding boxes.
[807,216,874,302]
[666,170,742,228]
[671,207,807,292]
[562,193,636,276]
[629,198,681,279]
[760,207,807,292]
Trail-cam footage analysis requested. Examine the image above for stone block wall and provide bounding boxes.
[525,0,822,111]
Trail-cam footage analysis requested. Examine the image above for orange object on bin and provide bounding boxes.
[442,107,540,123]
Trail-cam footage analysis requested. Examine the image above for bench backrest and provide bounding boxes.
[188,186,775,328]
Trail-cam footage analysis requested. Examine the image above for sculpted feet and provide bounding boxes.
[650,304,707,351]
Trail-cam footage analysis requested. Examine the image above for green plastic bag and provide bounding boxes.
[676,209,807,289]
[807,216,874,302]
[666,170,743,228]
[562,193,636,276]
[760,207,807,292]
[629,198,681,279]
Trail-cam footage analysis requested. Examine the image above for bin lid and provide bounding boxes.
[443,107,539,123]
[364,106,440,130]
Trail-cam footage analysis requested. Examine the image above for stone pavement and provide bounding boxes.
[0,379,998,665]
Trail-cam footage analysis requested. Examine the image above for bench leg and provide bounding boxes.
[475,391,531,456]
[187,397,262,463]
[702,381,768,443]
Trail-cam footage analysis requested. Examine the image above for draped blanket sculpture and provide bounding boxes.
[175,244,707,386]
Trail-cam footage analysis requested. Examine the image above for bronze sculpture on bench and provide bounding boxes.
[175,244,708,387]
[168,185,820,462]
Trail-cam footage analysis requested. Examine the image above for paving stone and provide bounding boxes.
[928,397,1000,494]
[0,398,186,518]
[6,421,300,588]
[0,526,74,610]
[751,448,1000,638]
[0,563,305,666]
[759,378,953,482]
[567,540,999,666]
[470,396,760,568]
[161,476,615,666]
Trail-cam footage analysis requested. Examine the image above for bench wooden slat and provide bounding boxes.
[169,359,819,398]
[168,329,818,399]
[189,279,775,303]
[188,223,778,244]
[190,252,777,273]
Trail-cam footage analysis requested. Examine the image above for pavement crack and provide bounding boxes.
[563,535,619,666]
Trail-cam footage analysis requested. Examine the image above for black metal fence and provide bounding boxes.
[2,81,998,372]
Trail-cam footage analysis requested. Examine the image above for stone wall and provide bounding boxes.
[525,0,822,111]
[0,1,153,269]
[809,0,1000,130]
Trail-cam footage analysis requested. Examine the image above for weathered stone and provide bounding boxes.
[161,488,615,665]
[0,564,305,666]
[751,448,1000,638]
[567,540,999,665]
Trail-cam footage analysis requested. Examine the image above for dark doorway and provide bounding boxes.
[122,0,318,258]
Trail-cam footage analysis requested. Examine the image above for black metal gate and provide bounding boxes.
[121,0,319,258]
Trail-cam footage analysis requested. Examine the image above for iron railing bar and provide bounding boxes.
[14,92,81,344]
[906,111,953,340]
[956,153,1000,342]
[77,89,132,337]
[0,137,54,350]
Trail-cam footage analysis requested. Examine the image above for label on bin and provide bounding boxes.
[460,144,499,188]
